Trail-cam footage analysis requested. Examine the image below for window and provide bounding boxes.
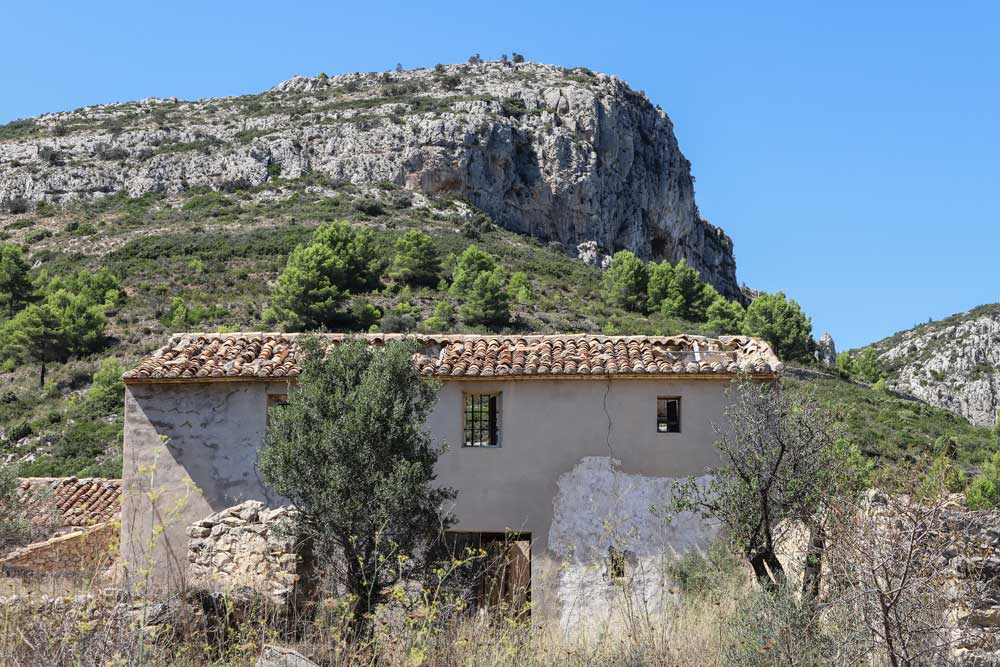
[608,545,628,580]
[464,393,500,447]
[657,397,681,433]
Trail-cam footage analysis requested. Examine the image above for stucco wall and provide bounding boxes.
[122,376,729,617]
[121,380,291,591]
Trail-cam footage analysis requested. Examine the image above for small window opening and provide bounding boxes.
[464,393,500,447]
[608,545,629,581]
[657,397,681,433]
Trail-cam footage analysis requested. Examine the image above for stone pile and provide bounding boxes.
[186,500,309,607]
[930,496,1000,665]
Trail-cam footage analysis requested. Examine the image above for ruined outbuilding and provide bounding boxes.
[120,333,782,625]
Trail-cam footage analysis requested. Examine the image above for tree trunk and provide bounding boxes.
[801,524,825,602]
[748,547,785,591]
[39,362,46,389]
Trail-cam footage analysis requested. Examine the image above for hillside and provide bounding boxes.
[0,61,739,298]
[871,304,1000,428]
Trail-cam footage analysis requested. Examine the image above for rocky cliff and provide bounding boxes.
[0,61,740,297]
[876,304,1000,427]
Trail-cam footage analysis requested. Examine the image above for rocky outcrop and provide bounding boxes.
[186,501,310,607]
[815,332,836,367]
[876,305,1000,427]
[0,62,740,297]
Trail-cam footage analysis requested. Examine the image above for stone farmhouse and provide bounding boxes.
[120,333,782,626]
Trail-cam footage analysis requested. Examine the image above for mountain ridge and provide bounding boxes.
[0,61,740,298]
[872,303,1000,427]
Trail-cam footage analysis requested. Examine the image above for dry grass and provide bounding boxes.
[0,568,745,667]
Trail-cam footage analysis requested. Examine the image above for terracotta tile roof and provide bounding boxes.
[124,333,782,382]
[17,478,122,528]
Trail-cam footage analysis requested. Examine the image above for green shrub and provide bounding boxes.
[967,450,1000,510]
[665,541,740,596]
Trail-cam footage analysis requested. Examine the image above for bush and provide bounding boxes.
[967,450,1000,509]
[723,586,846,666]
[3,196,30,215]
[666,541,740,596]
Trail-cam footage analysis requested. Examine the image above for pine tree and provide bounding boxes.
[741,291,813,361]
[3,289,106,387]
[0,242,32,317]
[459,268,510,327]
[265,221,381,331]
[661,258,703,320]
[449,245,497,296]
[389,230,441,286]
[706,295,746,334]
[646,261,675,311]
[264,243,350,331]
[602,250,648,312]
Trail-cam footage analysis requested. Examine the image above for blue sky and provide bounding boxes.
[3,1,997,349]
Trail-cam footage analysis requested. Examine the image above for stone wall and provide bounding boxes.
[0,521,119,577]
[187,501,310,607]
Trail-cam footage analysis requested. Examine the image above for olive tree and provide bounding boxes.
[257,336,456,636]
[672,379,844,590]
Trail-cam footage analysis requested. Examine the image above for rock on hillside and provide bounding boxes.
[876,304,1000,427]
[0,61,740,298]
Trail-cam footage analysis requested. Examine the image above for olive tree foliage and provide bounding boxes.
[257,337,456,635]
[671,379,846,589]
[741,291,814,361]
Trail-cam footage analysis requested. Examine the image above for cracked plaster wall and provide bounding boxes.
[120,381,290,590]
[122,377,732,618]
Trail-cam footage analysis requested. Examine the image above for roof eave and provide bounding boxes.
[124,371,781,385]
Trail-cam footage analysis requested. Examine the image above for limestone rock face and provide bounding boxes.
[0,62,740,297]
[816,332,837,367]
[876,305,1000,427]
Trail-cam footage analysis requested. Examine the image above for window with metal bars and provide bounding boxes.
[464,393,500,447]
[656,397,681,433]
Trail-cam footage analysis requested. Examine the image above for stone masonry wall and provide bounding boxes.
[187,501,309,607]
[0,521,119,576]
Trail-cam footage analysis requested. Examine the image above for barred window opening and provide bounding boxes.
[464,393,500,447]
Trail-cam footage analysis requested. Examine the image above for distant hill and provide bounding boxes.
[872,304,1000,427]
